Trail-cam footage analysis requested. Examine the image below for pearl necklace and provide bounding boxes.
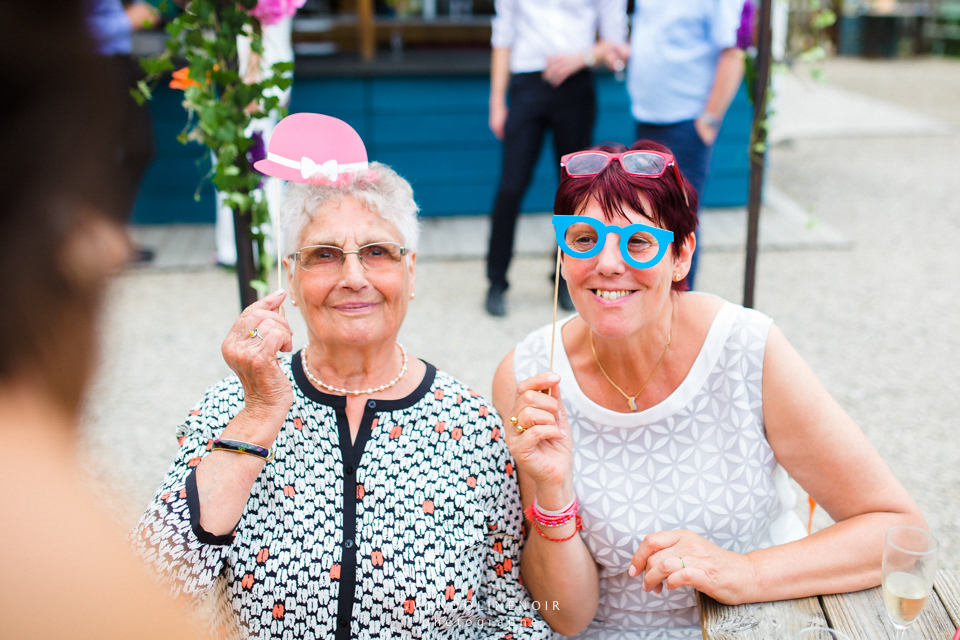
[301,343,408,396]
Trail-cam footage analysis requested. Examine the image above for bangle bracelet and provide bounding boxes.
[211,438,274,462]
[534,496,576,516]
[531,515,583,542]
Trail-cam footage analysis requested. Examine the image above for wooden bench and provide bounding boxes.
[698,569,960,639]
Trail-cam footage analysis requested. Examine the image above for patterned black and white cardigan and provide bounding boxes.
[132,351,551,640]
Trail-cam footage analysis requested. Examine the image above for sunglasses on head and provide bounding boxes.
[560,150,690,208]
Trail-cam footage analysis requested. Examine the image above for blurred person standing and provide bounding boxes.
[87,0,161,263]
[0,1,205,638]
[485,0,628,317]
[625,0,747,289]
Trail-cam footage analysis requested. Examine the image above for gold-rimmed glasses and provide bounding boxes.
[289,242,407,272]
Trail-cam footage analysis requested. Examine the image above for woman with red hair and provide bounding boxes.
[493,140,925,639]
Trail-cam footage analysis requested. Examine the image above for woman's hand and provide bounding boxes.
[542,53,586,87]
[222,289,294,426]
[504,373,574,500]
[627,529,757,605]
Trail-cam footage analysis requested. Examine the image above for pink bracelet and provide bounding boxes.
[525,496,578,528]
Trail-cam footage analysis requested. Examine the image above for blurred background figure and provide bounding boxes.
[0,1,204,637]
[214,15,295,267]
[484,0,628,317]
[87,0,162,263]
[625,0,748,289]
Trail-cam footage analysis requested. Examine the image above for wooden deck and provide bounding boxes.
[699,569,960,640]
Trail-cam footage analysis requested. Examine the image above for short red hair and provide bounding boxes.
[553,140,699,291]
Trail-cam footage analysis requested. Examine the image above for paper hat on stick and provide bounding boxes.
[254,113,370,184]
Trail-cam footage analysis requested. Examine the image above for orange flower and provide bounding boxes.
[169,65,219,90]
[169,67,200,90]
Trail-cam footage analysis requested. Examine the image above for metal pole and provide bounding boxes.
[743,0,772,309]
[233,204,258,309]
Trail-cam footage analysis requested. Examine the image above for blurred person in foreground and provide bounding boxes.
[493,141,926,639]
[132,118,549,638]
[0,1,205,638]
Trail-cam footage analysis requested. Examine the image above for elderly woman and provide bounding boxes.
[493,141,926,639]
[134,162,549,638]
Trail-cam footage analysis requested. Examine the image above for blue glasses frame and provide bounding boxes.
[552,215,675,269]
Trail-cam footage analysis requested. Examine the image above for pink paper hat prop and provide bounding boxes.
[253,113,372,185]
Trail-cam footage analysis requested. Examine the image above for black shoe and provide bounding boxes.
[557,277,575,311]
[485,285,507,317]
[131,245,155,264]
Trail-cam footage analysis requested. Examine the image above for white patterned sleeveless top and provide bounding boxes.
[513,299,807,640]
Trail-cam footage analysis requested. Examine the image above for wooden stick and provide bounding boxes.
[548,247,562,388]
[276,177,282,292]
[276,177,284,317]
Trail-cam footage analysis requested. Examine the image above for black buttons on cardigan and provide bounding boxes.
[344,539,354,549]
[338,618,348,628]
[366,400,376,409]
[345,466,354,475]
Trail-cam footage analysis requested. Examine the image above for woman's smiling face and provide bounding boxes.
[286,196,415,348]
[560,195,694,339]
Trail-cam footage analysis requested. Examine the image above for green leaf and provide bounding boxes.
[812,10,837,30]
[130,87,146,106]
[137,79,153,101]
[250,279,269,296]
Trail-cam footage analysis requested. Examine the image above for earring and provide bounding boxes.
[292,299,298,306]
[410,292,416,299]
[674,273,682,281]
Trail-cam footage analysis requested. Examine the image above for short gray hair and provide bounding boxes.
[280,161,421,257]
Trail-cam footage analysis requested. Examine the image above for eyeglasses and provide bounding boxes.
[289,242,407,272]
[560,150,690,208]
[552,215,674,269]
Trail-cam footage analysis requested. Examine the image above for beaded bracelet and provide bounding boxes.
[530,515,584,542]
[524,496,578,528]
[211,438,274,462]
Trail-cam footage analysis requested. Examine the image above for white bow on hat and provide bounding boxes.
[300,157,339,182]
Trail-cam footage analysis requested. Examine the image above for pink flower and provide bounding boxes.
[248,0,306,26]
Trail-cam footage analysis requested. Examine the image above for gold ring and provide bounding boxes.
[680,557,685,569]
[509,416,518,425]
[516,424,526,434]
[248,330,256,337]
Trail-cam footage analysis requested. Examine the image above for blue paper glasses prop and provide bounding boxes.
[552,215,675,270]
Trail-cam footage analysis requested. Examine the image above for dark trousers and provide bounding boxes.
[487,70,596,289]
[635,120,713,289]
[105,54,156,223]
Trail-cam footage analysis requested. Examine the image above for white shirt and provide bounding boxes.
[492,0,628,74]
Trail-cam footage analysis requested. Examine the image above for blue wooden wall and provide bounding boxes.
[133,74,750,223]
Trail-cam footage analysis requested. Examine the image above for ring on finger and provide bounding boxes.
[248,327,263,341]
[509,412,526,434]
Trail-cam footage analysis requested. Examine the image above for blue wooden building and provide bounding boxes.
[132,52,751,224]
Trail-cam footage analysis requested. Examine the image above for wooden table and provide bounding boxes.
[699,569,960,639]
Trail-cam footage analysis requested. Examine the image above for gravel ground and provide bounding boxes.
[80,57,960,571]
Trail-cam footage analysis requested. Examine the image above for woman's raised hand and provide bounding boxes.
[505,373,574,494]
[627,529,757,605]
[222,290,295,425]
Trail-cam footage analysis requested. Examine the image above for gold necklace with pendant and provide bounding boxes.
[590,329,671,412]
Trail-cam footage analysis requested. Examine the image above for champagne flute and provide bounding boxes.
[795,628,854,640]
[881,526,939,639]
